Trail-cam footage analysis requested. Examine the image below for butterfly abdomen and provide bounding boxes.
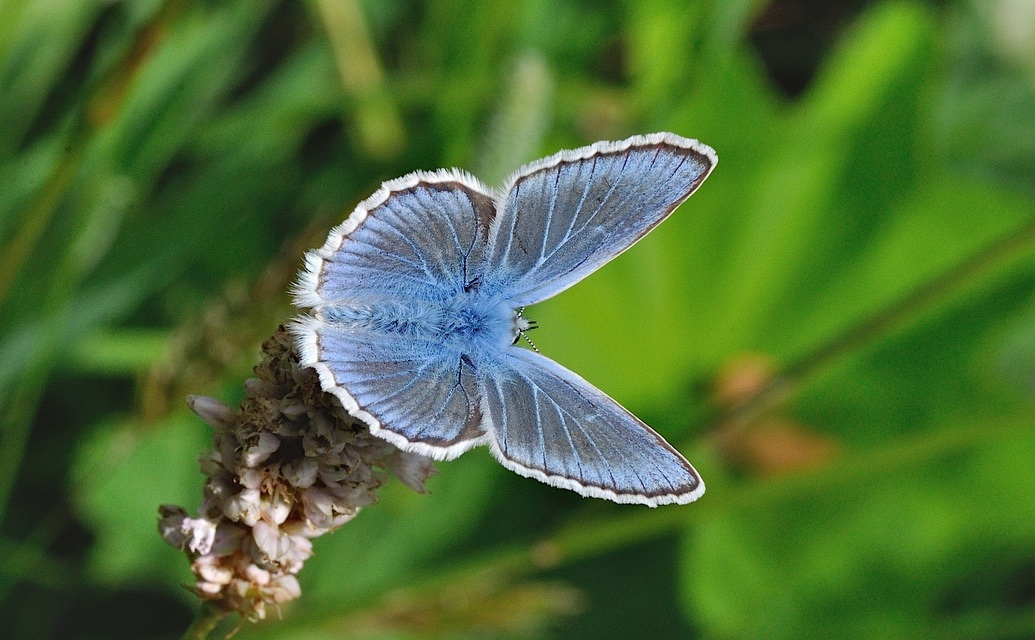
[320,296,517,350]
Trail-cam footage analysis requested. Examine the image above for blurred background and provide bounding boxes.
[2,0,1035,638]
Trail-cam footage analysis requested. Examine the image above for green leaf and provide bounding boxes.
[682,425,1035,640]
[301,451,502,606]
[72,413,209,586]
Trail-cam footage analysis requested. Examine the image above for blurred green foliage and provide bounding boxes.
[1,0,1034,638]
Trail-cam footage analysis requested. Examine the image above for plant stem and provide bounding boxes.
[722,215,1035,427]
[255,417,1029,638]
[0,0,181,305]
[0,0,182,527]
[180,603,232,640]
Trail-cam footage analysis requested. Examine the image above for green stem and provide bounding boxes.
[0,0,182,527]
[259,419,1028,638]
[721,215,1035,427]
[0,0,184,304]
[252,216,1035,638]
[180,603,232,640]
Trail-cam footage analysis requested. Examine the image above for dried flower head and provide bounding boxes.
[159,326,436,620]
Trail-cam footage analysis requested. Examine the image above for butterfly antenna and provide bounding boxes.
[520,330,539,353]
[516,307,540,353]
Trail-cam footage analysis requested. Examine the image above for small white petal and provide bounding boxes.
[197,451,223,476]
[196,580,224,595]
[267,575,302,603]
[157,505,188,548]
[299,487,335,530]
[207,476,236,503]
[193,556,233,585]
[182,517,218,555]
[265,490,293,525]
[282,457,319,488]
[384,451,438,493]
[279,399,308,420]
[252,521,281,560]
[280,535,313,572]
[242,432,281,467]
[251,601,268,620]
[225,488,262,526]
[186,396,235,430]
[245,563,271,586]
[238,469,263,490]
[242,378,265,396]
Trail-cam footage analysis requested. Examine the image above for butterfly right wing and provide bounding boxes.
[479,348,705,506]
[294,317,489,459]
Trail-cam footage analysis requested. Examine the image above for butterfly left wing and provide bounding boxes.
[481,132,716,307]
[294,170,495,310]
[479,348,704,506]
[292,170,498,457]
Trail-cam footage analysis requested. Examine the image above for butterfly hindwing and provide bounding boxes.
[298,318,488,458]
[296,170,495,309]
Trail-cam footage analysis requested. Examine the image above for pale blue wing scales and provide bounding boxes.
[292,171,496,458]
[297,318,488,458]
[295,170,495,309]
[481,348,704,506]
[483,133,716,306]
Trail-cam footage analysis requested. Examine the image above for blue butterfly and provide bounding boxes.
[292,133,716,506]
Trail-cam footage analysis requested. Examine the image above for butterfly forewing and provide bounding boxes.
[483,133,716,307]
[482,349,704,506]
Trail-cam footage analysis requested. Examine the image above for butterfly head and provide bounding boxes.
[513,307,540,352]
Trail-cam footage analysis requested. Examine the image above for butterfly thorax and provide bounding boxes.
[321,294,519,350]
